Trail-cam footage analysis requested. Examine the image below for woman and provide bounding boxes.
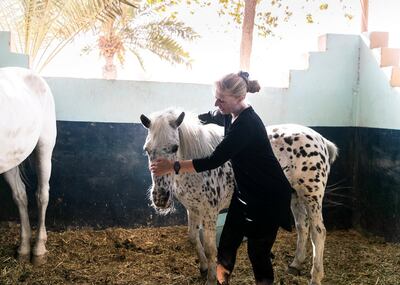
[150,71,292,285]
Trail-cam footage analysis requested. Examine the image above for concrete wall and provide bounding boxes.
[1,31,399,241]
[351,36,400,241]
[0,32,28,68]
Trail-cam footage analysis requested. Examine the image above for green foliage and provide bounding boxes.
[144,0,355,38]
[85,3,199,72]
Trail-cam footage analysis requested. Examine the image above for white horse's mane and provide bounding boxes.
[148,108,223,160]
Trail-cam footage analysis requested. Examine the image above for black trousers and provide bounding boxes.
[217,197,279,282]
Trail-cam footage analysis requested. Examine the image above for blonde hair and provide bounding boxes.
[215,71,261,98]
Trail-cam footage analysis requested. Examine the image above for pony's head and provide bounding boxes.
[140,109,185,212]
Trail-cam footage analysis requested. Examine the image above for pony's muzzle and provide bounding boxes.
[152,188,171,208]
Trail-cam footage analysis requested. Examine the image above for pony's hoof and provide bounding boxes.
[31,254,48,266]
[200,268,208,278]
[287,265,301,276]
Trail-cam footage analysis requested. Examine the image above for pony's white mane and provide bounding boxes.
[148,108,223,160]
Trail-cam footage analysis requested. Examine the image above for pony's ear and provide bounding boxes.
[140,114,151,128]
[170,112,185,129]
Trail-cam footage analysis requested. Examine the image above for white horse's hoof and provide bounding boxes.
[32,254,48,266]
[17,253,30,263]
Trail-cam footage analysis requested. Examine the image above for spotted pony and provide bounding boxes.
[140,108,338,285]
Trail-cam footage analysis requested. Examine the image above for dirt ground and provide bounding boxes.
[1,222,399,285]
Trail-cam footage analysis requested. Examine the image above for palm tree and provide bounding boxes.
[87,4,199,79]
[0,0,138,72]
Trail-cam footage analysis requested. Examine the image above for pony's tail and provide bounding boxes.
[325,139,339,165]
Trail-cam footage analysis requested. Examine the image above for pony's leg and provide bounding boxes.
[187,210,208,276]
[289,192,309,275]
[3,167,32,257]
[305,194,326,285]
[32,140,54,258]
[202,218,218,285]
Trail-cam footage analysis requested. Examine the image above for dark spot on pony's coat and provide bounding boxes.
[306,135,314,141]
[305,144,311,147]
[273,133,279,139]
[316,225,322,234]
[284,137,293,146]
[280,147,284,151]
[310,166,317,171]
[300,149,308,157]
[287,147,292,152]
[298,179,304,184]
[320,153,326,163]
[302,166,308,171]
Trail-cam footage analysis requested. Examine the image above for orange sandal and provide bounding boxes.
[216,264,230,285]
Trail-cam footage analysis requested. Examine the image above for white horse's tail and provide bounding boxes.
[326,139,339,164]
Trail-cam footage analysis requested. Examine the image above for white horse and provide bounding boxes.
[141,108,338,285]
[0,67,56,264]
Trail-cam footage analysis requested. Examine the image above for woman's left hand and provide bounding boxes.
[150,158,173,176]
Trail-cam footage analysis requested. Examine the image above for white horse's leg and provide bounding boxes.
[3,167,32,257]
[203,217,218,285]
[306,195,326,285]
[289,192,309,275]
[187,210,208,276]
[32,140,54,258]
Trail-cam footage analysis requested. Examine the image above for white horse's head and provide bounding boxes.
[140,109,185,213]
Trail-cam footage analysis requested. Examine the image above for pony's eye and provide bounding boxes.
[171,145,179,153]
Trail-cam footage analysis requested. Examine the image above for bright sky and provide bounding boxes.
[40,0,400,87]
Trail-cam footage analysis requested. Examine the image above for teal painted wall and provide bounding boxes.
[0,32,28,68]
[1,31,400,240]
[358,36,400,129]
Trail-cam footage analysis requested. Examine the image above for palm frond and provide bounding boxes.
[0,0,138,71]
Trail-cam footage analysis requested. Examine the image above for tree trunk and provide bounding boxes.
[360,0,369,32]
[103,55,117,80]
[240,0,257,71]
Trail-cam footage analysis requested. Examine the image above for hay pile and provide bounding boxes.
[1,222,399,285]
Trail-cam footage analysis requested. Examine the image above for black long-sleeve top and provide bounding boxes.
[193,107,292,231]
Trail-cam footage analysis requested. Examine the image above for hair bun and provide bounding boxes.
[238,71,249,80]
[247,80,261,93]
